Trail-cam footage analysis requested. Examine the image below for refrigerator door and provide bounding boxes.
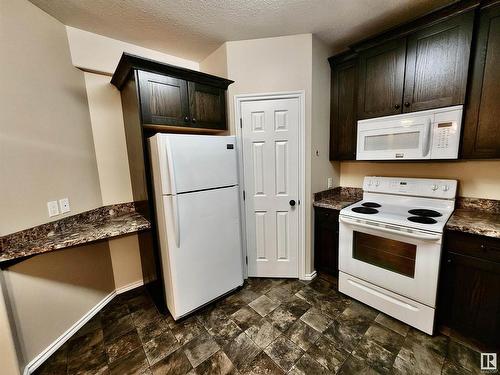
[159,185,244,319]
[158,134,238,195]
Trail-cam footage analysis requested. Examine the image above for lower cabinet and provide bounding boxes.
[438,230,500,348]
[314,207,340,276]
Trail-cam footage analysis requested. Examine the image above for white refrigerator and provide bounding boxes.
[149,133,244,320]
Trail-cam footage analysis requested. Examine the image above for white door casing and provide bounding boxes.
[239,96,301,278]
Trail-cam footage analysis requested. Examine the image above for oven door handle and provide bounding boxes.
[339,217,441,241]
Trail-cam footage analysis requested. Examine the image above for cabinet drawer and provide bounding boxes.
[315,207,339,225]
[445,230,500,263]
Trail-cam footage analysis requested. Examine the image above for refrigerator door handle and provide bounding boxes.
[172,195,180,247]
[165,137,177,195]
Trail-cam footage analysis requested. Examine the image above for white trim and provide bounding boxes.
[234,91,306,280]
[302,270,317,281]
[116,279,144,294]
[24,291,116,375]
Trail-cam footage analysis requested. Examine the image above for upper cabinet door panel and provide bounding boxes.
[188,82,227,130]
[138,71,189,126]
[403,11,474,113]
[330,58,357,160]
[357,39,407,119]
[462,3,500,159]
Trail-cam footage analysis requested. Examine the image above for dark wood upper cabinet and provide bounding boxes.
[462,1,500,159]
[357,39,407,119]
[138,71,189,126]
[329,53,357,160]
[187,82,226,130]
[112,53,233,132]
[403,11,474,112]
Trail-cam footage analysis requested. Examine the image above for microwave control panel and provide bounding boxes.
[429,108,462,159]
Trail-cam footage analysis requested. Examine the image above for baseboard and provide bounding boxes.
[301,270,317,281]
[24,291,116,375]
[116,279,144,294]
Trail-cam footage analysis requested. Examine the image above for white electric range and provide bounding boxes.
[338,176,457,334]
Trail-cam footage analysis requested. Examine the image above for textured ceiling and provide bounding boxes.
[29,0,453,62]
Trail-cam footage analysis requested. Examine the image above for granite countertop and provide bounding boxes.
[313,187,363,211]
[446,197,500,239]
[0,203,151,265]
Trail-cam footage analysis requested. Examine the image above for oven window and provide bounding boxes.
[364,131,420,151]
[353,231,416,278]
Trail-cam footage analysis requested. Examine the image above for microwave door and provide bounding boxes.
[357,119,432,160]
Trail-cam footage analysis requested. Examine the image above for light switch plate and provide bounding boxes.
[59,197,70,214]
[327,177,333,189]
[47,201,59,217]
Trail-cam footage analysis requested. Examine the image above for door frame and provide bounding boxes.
[234,91,306,280]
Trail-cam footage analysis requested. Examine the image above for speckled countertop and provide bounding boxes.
[313,187,363,211]
[446,197,500,239]
[0,203,151,265]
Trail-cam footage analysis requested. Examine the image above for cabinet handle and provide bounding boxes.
[447,258,452,263]
[404,102,410,107]
[184,116,189,122]
[394,104,400,109]
[192,118,197,123]
[480,244,486,250]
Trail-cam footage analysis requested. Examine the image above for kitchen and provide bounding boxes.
[0,0,499,374]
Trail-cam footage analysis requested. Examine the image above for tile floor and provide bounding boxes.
[35,274,484,374]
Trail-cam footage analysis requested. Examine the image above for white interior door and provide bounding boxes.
[241,97,300,277]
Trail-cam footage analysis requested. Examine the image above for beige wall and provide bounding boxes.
[200,43,228,78]
[0,0,102,236]
[0,278,21,375]
[3,243,115,363]
[340,160,500,200]
[66,26,199,75]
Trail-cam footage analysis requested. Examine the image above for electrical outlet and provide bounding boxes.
[47,201,59,217]
[327,177,333,189]
[59,197,70,214]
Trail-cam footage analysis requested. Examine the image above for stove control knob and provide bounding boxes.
[432,184,439,191]
[375,180,380,187]
[442,185,449,192]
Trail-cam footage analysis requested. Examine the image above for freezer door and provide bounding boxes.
[160,186,244,319]
[165,134,238,194]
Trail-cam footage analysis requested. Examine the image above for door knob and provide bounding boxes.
[289,200,296,207]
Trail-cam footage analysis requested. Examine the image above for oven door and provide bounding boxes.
[356,115,432,160]
[339,216,442,307]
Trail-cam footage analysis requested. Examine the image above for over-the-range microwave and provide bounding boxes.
[356,105,463,160]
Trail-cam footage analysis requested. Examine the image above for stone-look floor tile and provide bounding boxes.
[246,278,276,294]
[150,348,192,375]
[103,314,136,343]
[144,330,181,366]
[126,293,155,314]
[244,318,281,349]
[351,337,396,374]
[106,329,142,363]
[171,317,204,346]
[195,351,236,375]
[216,294,248,317]
[183,331,220,368]
[300,308,331,333]
[67,344,108,375]
[249,295,280,317]
[307,336,348,373]
[349,301,378,321]
[393,338,446,375]
[288,353,329,375]
[100,301,130,326]
[131,306,163,329]
[338,355,383,375]
[196,305,229,331]
[207,318,243,347]
[73,317,103,339]
[265,306,298,332]
[67,328,104,359]
[137,317,169,343]
[231,306,262,331]
[363,323,405,354]
[295,286,324,306]
[263,336,303,372]
[266,285,294,302]
[224,332,261,371]
[447,340,482,374]
[279,296,311,319]
[235,288,262,304]
[308,277,335,295]
[405,328,449,358]
[442,360,474,375]
[375,313,410,337]
[243,351,284,375]
[34,353,68,375]
[109,347,150,375]
[285,320,321,351]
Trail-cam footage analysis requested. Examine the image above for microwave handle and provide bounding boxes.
[421,119,432,157]
[339,216,441,241]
